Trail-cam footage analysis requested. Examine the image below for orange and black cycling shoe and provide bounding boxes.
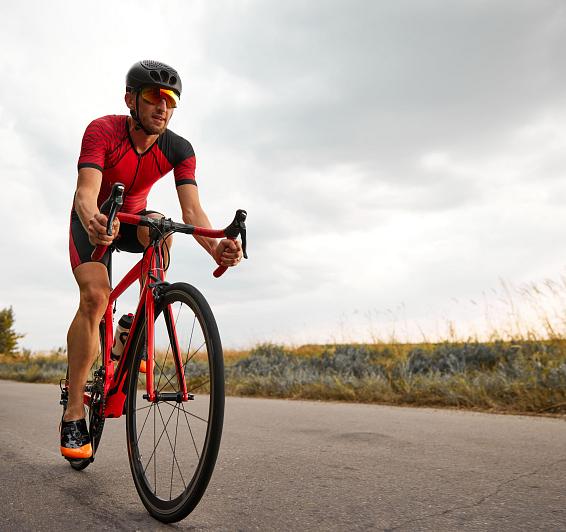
[60,418,92,459]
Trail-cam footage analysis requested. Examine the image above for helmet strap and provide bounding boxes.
[130,92,154,136]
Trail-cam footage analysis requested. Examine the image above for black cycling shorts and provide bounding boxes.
[69,209,161,271]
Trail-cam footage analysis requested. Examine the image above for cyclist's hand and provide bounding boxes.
[215,238,243,267]
[88,213,120,246]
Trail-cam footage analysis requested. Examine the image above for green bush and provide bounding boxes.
[0,307,23,356]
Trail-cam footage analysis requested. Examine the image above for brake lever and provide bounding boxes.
[240,226,248,259]
[213,209,248,278]
[234,209,248,259]
[100,183,125,235]
[90,183,125,262]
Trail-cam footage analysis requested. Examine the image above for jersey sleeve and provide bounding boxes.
[155,128,198,186]
[174,154,197,187]
[77,118,110,172]
[166,133,197,186]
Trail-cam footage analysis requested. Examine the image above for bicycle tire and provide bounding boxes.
[125,282,225,523]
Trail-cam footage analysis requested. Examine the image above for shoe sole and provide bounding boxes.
[61,443,93,460]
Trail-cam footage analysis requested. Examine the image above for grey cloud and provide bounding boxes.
[199,0,566,176]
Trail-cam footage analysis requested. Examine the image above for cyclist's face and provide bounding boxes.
[127,90,174,135]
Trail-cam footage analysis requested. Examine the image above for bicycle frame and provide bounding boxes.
[83,204,247,420]
[97,241,171,418]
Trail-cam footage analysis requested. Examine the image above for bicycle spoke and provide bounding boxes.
[165,401,209,425]
[170,406,180,500]
[188,378,210,394]
[141,402,177,477]
[183,314,197,368]
[155,403,186,490]
[180,403,201,459]
[141,403,188,497]
[135,401,155,446]
[184,340,206,370]
[156,302,187,394]
[155,328,172,392]
[153,357,176,392]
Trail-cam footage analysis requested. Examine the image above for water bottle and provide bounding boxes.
[111,313,134,361]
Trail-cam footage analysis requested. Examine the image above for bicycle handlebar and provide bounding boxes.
[90,182,247,277]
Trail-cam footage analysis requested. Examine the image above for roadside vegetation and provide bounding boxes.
[2,276,566,415]
[225,341,566,414]
[1,341,565,415]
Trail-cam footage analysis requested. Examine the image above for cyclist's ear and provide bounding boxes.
[125,92,136,111]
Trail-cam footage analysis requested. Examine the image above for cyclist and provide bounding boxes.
[61,60,243,459]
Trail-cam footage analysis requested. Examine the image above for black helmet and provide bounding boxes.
[126,60,182,97]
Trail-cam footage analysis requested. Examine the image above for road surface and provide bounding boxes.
[0,380,564,531]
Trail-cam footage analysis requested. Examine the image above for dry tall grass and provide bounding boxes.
[2,276,566,415]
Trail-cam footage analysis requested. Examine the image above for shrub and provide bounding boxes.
[0,307,24,356]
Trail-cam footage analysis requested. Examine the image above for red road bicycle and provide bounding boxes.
[60,183,247,523]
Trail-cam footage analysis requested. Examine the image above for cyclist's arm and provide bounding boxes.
[75,167,102,227]
[176,184,241,266]
[176,184,217,256]
[74,167,118,246]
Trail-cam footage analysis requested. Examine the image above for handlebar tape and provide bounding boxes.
[213,265,228,278]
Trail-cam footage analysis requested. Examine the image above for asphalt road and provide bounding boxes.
[0,380,565,531]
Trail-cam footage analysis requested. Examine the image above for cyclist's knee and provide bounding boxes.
[79,285,110,317]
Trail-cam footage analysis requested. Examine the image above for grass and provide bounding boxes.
[2,339,565,416]
[2,276,566,415]
[224,341,566,414]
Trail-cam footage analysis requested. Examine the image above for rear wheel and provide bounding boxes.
[126,282,225,523]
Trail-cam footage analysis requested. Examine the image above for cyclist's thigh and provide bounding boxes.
[69,209,111,271]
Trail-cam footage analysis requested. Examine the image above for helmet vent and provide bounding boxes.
[150,70,161,82]
[143,60,167,70]
[170,76,177,85]
[160,70,169,82]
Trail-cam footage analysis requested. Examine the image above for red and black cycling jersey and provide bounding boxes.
[78,114,197,213]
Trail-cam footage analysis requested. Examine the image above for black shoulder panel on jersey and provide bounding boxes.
[158,129,195,167]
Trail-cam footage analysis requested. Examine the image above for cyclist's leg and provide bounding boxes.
[64,262,110,421]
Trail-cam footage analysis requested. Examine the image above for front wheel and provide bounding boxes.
[126,282,225,523]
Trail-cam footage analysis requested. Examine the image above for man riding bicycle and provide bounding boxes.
[62,60,243,459]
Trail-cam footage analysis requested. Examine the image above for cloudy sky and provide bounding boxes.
[2,0,566,350]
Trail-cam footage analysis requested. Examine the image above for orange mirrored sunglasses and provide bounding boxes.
[140,87,179,108]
